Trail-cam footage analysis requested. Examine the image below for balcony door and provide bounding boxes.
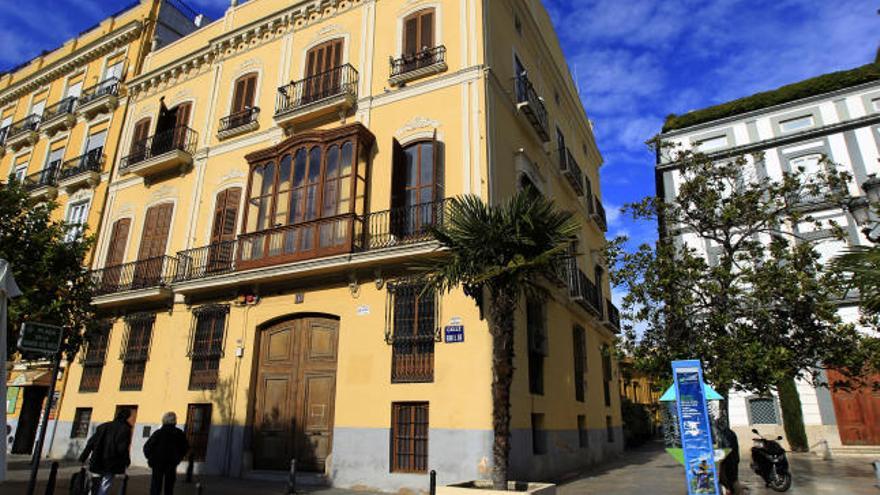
[133,203,173,288]
[391,135,442,239]
[207,187,241,273]
[304,39,343,104]
[101,218,131,291]
[129,118,151,163]
[153,102,191,156]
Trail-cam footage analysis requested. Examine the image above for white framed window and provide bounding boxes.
[873,98,880,112]
[66,80,83,99]
[789,153,822,175]
[1,115,11,130]
[86,130,107,153]
[13,165,27,182]
[779,115,814,133]
[31,99,46,118]
[45,147,65,169]
[65,200,90,241]
[696,135,728,152]
[104,60,124,81]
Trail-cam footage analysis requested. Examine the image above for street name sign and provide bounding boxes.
[17,322,63,355]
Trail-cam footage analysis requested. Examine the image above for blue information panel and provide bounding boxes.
[444,325,464,343]
[672,360,720,495]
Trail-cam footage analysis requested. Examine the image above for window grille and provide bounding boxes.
[577,415,589,448]
[119,313,155,391]
[527,299,546,395]
[79,320,111,392]
[602,344,613,407]
[71,408,92,439]
[391,402,429,473]
[573,326,586,402]
[386,282,439,383]
[531,413,547,455]
[748,398,780,425]
[606,416,614,443]
[185,403,212,461]
[188,305,229,390]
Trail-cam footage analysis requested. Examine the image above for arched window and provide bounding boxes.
[231,73,258,114]
[391,136,443,237]
[403,9,435,56]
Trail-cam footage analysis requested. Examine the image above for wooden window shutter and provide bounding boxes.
[130,119,151,153]
[211,188,242,244]
[420,11,434,50]
[232,79,246,114]
[232,75,257,113]
[175,103,192,129]
[138,203,173,260]
[404,17,419,55]
[391,139,406,210]
[431,130,442,199]
[244,76,257,109]
[105,218,131,267]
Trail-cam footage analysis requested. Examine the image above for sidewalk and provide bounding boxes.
[1,456,386,495]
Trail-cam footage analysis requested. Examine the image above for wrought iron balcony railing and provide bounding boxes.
[175,200,450,283]
[276,64,358,116]
[79,77,120,106]
[514,73,549,141]
[218,107,259,134]
[559,147,585,196]
[59,147,104,180]
[390,45,447,78]
[605,298,621,332]
[23,163,60,192]
[91,255,179,296]
[593,198,607,232]
[0,126,8,146]
[7,114,41,140]
[120,125,197,171]
[557,257,602,315]
[43,97,77,121]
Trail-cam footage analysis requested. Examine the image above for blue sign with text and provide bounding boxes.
[672,360,720,495]
[444,325,464,343]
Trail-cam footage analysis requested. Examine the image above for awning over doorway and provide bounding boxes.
[6,369,52,387]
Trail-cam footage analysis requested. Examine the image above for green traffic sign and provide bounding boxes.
[17,322,63,355]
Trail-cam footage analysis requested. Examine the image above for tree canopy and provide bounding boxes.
[0,180,97,361]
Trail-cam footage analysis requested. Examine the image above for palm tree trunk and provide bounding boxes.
[487,286,517,490]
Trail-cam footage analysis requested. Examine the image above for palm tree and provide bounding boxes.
[423,191,580,489]
[832,245,880,314]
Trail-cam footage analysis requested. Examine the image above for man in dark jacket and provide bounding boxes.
[144,411,189,495]
[79,408,133,495]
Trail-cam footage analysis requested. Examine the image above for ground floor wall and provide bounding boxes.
[48,278,622,490]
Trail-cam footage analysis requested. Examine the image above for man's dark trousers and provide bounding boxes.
[150,466,177,495]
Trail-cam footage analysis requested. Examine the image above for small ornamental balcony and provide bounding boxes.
[274,64,358,128]
[559,147,585,196]
[5,114,41,151]
[592,198,607,232]
[41,97,78,137]
[23,163,60,200]
[217,107,260,141]
[174,200,450,287]
[120,125,197,178]
[58,147,103,192]
[78,78,120,119]
[515,74,550,142]
[90,256,178,307]
[557,257,602,316]
[604,298,621,333]
[389,45,448,86]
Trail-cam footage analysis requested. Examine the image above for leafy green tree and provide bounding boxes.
[0,180,97,361]
[424,192,579,488]
[609,144,875,451]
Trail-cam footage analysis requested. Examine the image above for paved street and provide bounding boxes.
[2,444,878,494]
[559,442,880,495]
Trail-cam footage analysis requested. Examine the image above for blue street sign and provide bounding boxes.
[444,325,464,343]
[672,360,720,495]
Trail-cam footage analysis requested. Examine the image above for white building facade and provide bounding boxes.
[656,71,880,453]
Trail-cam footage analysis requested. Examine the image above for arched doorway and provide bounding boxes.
[252,315,339,472]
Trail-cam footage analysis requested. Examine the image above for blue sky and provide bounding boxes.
[2,0,876,249]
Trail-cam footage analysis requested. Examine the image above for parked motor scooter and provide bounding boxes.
[750,428,792,492]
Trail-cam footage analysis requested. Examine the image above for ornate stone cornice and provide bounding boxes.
[129,0,365,96]
[0,21,143,107]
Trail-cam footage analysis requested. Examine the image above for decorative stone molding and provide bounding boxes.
[149,185,178,203]
[395,116,440,138]
[0,21,143,107]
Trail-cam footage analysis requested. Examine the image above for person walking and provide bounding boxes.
[143,411,189,495]
[78,408,133,495]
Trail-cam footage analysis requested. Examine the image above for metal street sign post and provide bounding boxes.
[19,322,64,495]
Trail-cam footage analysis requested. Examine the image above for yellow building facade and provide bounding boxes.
[1,0,201,458]
[47,0,622,489]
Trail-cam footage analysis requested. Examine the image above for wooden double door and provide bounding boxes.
[828,370,880,445]
[253,317,339,472]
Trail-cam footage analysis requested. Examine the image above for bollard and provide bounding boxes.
[118,474,129,495]
[873,460,880,488]
[186,455,195,484]
[288,459,297,495]
[196,482,204,495]
[44,462,59,495]
[429,470,437,495]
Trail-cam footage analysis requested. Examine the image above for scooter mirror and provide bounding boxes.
[751,429,759,434]
[777,436,783,440]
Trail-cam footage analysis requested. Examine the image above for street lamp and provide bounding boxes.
[847,174,880,243]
